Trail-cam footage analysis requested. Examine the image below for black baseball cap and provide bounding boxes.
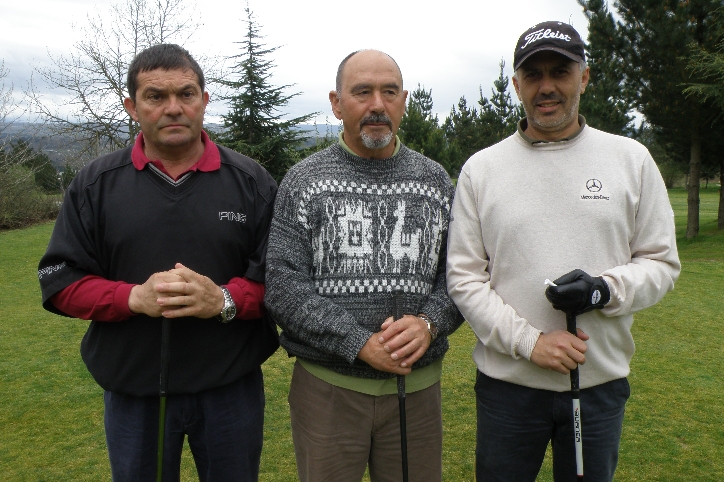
[513,21,585,71]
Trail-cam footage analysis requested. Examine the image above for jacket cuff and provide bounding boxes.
[115,283,136,319]
[515,325,542,360]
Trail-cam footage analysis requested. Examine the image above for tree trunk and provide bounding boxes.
[686,124,701,239]
[718,156,724,230]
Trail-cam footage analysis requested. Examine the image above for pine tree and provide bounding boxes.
[577,0,635,136]
[478,59,520,147]
[398,84,448,170]
[682,5,724,229]
[217,5,315,181]
[443,60,521,177]
[580,0,723,238]
[443,97,483,177]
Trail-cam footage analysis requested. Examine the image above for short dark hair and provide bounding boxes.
[126,44,205,101]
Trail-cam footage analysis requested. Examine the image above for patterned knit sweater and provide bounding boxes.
[265,143,462,379]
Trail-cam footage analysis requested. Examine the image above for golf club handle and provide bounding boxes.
[566,312,577,335]
[566,312,580,391]
[392,289,407,403]
[391,290,407,399]
[391,289,409,482]
[392,288,405,320]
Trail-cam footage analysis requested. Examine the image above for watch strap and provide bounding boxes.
[418,313,438,342]
[219,286,236,322]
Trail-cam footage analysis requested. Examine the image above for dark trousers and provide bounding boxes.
[475,372,630,482]
[104,367,265,482]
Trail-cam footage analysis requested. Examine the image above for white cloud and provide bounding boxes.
[1,0,592,123]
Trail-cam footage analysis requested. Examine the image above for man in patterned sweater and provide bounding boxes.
[265,49,462,482]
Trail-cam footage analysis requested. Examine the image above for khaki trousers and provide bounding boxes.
[288,361,443,482]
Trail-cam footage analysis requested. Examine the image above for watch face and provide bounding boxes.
[226,306,237,320]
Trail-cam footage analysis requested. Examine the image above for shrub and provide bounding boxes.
[0,164,60,230]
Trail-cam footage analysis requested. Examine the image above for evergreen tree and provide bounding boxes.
[580,0,722,238]
[398,84,448,170]
[477,59,520,147]
[683,5,724,229]
[443,97,483,177]
[577,0,635,136]
[443,60,520,177]
[217,5,315,181]
[60,161,80,192]
[635,123,686,189]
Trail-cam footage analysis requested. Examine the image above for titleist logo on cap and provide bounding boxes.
[513,21,585,71]
[521,28,572,50]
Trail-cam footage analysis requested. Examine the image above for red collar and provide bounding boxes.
[131,130,221,179]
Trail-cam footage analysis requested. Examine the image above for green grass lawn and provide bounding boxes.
[1,187,721,481]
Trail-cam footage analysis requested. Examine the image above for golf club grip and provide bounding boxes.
[392,289,405,320]
[391,289,409,482]
[392,288,406,402]
[566,313,580,392]
[566,312,577,336]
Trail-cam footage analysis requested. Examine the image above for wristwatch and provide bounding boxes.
[218,286,236,323]
[418,313,438,343]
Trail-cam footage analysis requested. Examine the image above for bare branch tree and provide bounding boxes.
[1,60,34,171]
[27,0,203,162]
[1,63,61,229]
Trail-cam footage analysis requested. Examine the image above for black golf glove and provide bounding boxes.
[545,269,610,316]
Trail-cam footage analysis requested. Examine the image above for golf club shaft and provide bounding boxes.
[156,396,167,481]
[157,318,171,482]
[567,312,584,481]
[392,290,409,482]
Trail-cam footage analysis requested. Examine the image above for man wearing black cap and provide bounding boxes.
[446,21,680,481]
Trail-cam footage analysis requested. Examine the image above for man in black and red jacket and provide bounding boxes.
[38,43,278,481]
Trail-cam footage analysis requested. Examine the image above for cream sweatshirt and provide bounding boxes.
[446,124,680,391]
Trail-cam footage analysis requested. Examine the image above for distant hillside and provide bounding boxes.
[1,122,341,167]
[0,122,78,168]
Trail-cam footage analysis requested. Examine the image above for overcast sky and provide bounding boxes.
[0,0,594,124]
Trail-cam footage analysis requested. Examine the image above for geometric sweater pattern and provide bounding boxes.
[265,143,462,379]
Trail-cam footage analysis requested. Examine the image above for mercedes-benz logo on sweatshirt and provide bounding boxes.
[586,179,603,192]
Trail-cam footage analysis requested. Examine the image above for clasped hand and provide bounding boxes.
[128,263,224,319]
[357,315,431,375]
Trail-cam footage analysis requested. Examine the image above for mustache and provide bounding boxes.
[360,114,392,128]
[533,93,565,104]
